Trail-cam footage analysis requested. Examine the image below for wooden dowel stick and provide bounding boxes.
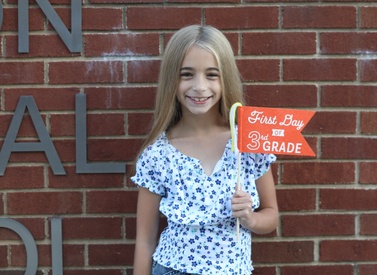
[236,152,241,241]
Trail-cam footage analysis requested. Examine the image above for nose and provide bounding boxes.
[193,75,207,92]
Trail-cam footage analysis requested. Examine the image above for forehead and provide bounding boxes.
[181,45,218,68]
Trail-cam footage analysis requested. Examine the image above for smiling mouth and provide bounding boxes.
[188,96,211,102]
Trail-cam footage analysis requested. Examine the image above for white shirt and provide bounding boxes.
[132,133,276,274]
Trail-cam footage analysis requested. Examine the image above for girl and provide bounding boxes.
[132,25,278,275]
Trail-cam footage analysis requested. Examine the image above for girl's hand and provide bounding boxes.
[231,189,254,229]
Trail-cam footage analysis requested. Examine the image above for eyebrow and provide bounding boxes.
[180,67,219,71]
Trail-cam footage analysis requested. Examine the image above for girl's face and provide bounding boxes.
[177,45,222,118]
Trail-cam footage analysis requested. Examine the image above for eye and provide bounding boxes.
[207,72,220,79]
[180,71,193,78]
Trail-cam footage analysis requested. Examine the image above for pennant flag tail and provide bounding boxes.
[237,106,316,157]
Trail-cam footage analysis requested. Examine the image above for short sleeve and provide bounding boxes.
[253,153,276,179]
[131,144,166,196]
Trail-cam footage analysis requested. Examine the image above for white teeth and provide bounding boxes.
[191,97,209,102]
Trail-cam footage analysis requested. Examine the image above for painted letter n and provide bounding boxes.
[18,0,82,53]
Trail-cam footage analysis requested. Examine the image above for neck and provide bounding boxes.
[170,112,228,139]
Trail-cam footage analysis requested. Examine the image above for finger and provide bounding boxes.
[233,192,252,203]
[233,190,250,198]
[232,201,252,211]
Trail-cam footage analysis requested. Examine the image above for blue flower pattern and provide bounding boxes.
[132,133,276,274]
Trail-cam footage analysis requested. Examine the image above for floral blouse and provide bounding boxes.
[132,133,276,274]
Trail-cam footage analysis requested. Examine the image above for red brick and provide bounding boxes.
[322,137,377,159]
[171,0,238,3]
[320,189,377,210]
[244,85,317,108]
[7,0,71,5]
[4,88,79,111]
[283,59,356,81]
[0,166,44,189]
[127,7,201,30]
[206,7,279,29]
[282,162,355,185]
[276,189,316,212]
[86,190,137,214]
[0,115,12,137]
[51,139,75,163]
[223,33,239,54]
[5,152,58,166]
[85,33,160,57]
[48,166,124,189]
[7,192,82,215]
[361,112,377,134]
[243,32,316,55]
[91,0,161,2]
[63,245,85,266]
[237,59,280,82]
[0,113,45,138]
[126,163,138,187]
[82,8,123,31]
[12,244,84,267]
[11,244,49,266]
[281,265,354,275]
[282,214,355,237]
[1,7,44,31]
[305,111,357,134]
[321,32,377,54]
[253,241,314,263]
[0,218,45,241]
[359,264,377,275]
[49,61,124,84]
[46,7,123,31]
[0,193,3,214]
[125,217,137,239]
[50,113,125,137]
[88,244,134,265]
[360,162,377,184]
[127,60,160,83]
[360,59,377,82]
[64,271,123,275]
[320,240,377,262]
[86,138,143,162]
[321,85,377,108]
[128,112,153,136]
[281,162,355,184]
[62,217,122,239]
[282,6,356,28]
[0,62,44,85]
[5,35,79,58]
[84,87,156,110]
[360,214,377,236]
[360,7,377,28]
[252,266,276,275]
[0,246,7,267]
[45,0,71,3]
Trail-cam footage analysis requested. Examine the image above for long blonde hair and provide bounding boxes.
[141,25,244,151]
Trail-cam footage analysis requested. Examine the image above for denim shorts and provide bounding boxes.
[151,262,194,275]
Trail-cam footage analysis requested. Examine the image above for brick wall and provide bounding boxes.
[0,0,376,274]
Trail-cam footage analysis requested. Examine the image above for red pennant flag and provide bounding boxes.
[237,106,316,156]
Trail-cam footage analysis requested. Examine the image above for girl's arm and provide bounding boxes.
[232,168,279,234]
[133,187,162,275]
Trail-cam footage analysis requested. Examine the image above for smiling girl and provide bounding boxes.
[132,25,278,275]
